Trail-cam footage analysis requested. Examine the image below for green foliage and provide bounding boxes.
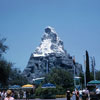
[43,68,74,91]
[96,70,100,80]
[0,60,12,87]
[90,72,94,80]
[0,37,11,87]
[0,38,8,57]
[35,86,56,99]
[0,37,28,87]
[86,50,91,84]
[79,72,84,88]
[0,60,28,87]
[34,68,74,98]
[56,85,66,95]
[9,68,28,86]
[35,85,68,98]
[79,73,84,84]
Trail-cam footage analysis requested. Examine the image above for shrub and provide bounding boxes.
[56,95,66,98]
[56,85,66,95]
[35,86,56,99]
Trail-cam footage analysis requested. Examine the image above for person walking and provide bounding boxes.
[1,90,6,100]
[84,88,89,100]
[72,90,76,100]
[0,91,1,100]
[96,87,100,99]
[4,90,14,100]
[66,90,71,100]
[75,89,79,100]
[79,90,82,100]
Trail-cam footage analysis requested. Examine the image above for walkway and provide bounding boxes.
[15,97,75,100]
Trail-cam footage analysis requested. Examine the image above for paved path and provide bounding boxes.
[15,97,75,100]
[15,98,66,100]
[15,95,77,100]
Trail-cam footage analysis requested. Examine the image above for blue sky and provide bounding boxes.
[0,0,100,71]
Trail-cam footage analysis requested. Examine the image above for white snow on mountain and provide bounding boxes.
[33,26,65,57]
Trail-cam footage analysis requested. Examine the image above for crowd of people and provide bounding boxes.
[0,90,14,100]
[66,88,90,100]
[66,87,100,100]
[0,89,34,100]
[0,87,100,100]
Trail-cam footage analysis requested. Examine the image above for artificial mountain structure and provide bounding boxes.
[23,26,82,82]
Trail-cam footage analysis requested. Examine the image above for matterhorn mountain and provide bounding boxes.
[34,26,66,57]
[23,26,82,82]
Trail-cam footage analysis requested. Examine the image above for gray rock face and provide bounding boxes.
[23,26,82,82]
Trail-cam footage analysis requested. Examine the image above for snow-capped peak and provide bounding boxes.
[33,26,66,57]
[45,26,56,33]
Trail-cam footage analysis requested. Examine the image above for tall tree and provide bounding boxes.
[0,37,11,87]
[96,70,100,80]
[0,60,12,87]
[91,56,96,80]
[86,50,91,84]
[79,72,84,88]
[0,38,8,57]
[0,37,28,87]
[9,68,28,86]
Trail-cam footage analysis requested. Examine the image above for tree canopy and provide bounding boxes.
[9,68,28,86]
[43,68,74,90]
[0,37,28,87]
[86,50,91,84]
[96,71,100,80]
[0,38,8,57]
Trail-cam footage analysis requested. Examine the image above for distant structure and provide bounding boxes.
[23,26,82,82]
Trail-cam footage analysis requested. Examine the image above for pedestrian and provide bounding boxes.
[0,90,1,100]
[1,90,6,100]
[96,87,100,99]
[79,90,82,100]
[23,91,26,99]
[84,88,89,100]
[26,90,30,100]
[4,90,14,100]
[75,88,79,100]
[19,90,23,99]
[66,90,71,100]
[72,90,76,100]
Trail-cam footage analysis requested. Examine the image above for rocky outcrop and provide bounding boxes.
[23,26,82,82]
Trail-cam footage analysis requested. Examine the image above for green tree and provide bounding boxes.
[0,60,12,87]
[79,73,84,88]
[96,70,100,80]
[9,68,28,86]
[0,37,28,87]
[0,37,11,87]
[86,50,91,84]
[90,72,94,80]
[0,38,8,57]
[43,68,74,91]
